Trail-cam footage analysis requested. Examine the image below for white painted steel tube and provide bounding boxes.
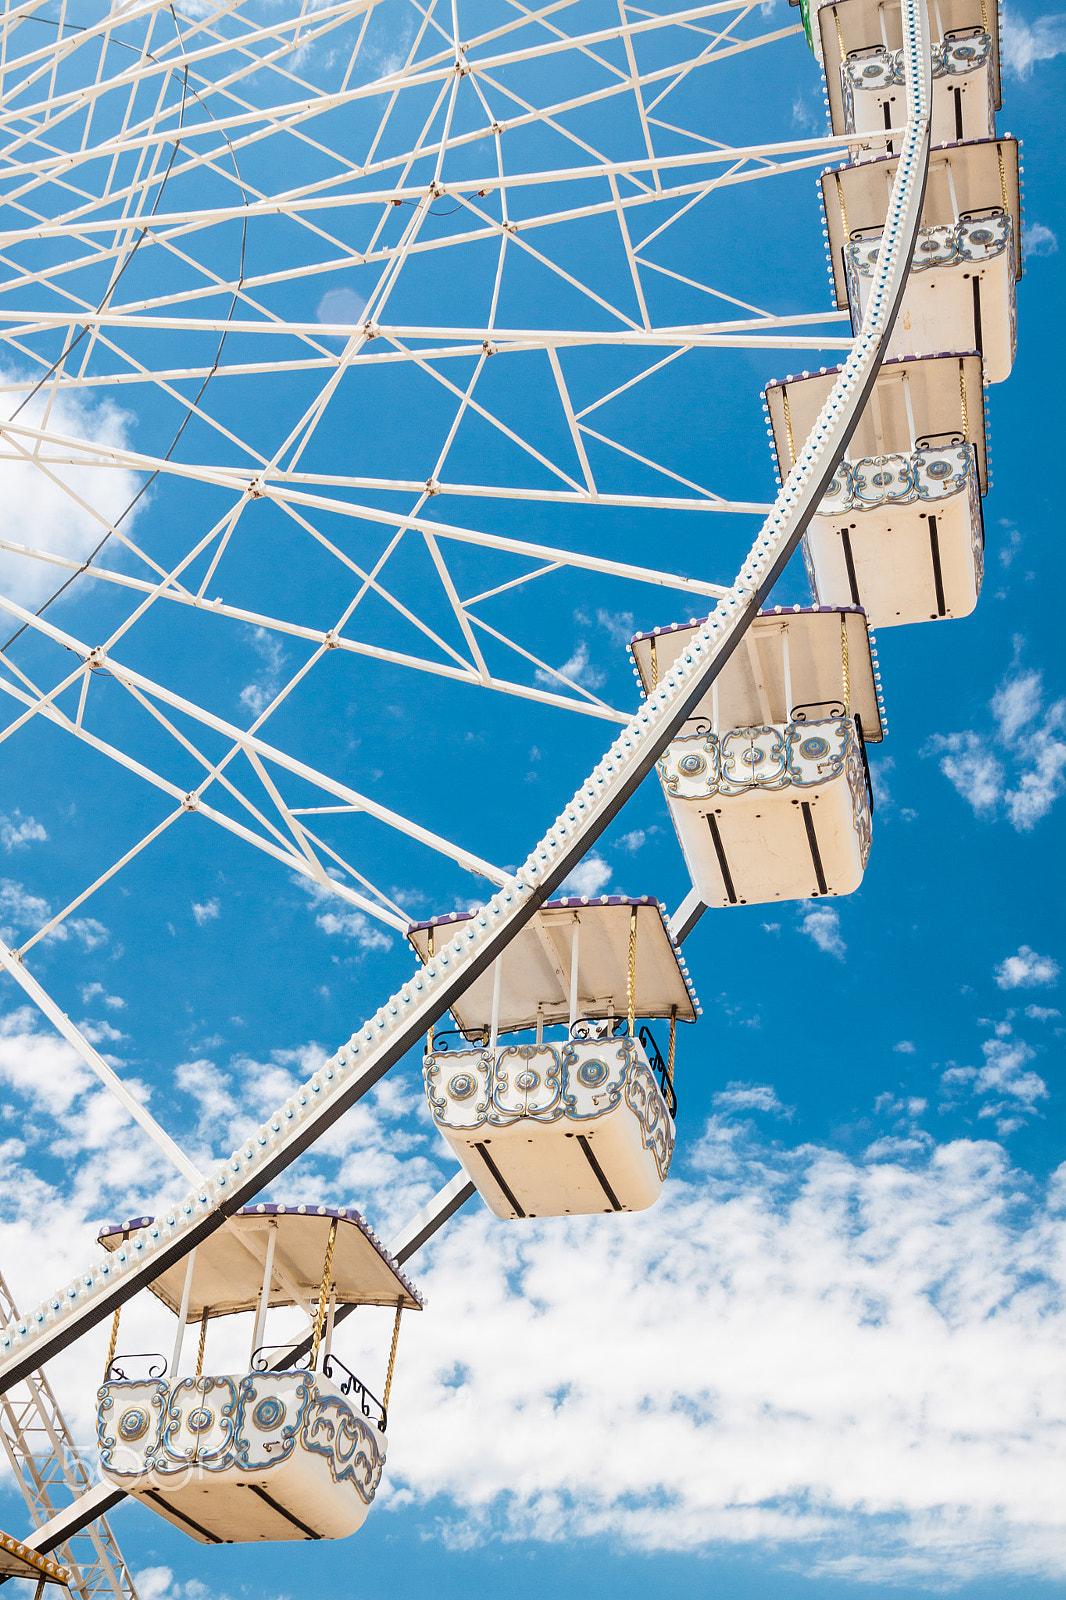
[0,0,932,1391]
[250,1225,277,1365]
[170,1249,197,1380]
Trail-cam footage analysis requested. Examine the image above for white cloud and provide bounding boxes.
[1025,221,1059,256]
[385,1127,1066,1583]
[798,905,845,959]
[534,640,606,692]
[0,880,108,947]
[78,1018,124,1045]
[791,91,819,131]
[79,981,124,1009]
[175,1057,239,1143]
[995,945,1060,989]
[617,829,645,853]
[132,1566,236,1600]
[928,662,1066,830]
[976,1036,1047,1108]
[239,625,287,718]
[315,908,393,950]
[192,897,221,926]
[316,285,367,326]
[69,916,108,950]
[712,1082,788,1115]
[1001,7,1066,75]
[0,373,143,608]
[0,878,51,940]
[1026,1005,1061,1022]
[894,1040,916,1054]
[0,812,46,852]
[559,854,612,898]
[594,608,635,648]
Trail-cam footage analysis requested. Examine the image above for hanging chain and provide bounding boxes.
[382,1297,404,1417]
[650,635,658,690]
[667,1007,677,1087]
[835,7,846,62]
[195,1308,208,1377]
[959,358,969,441]
[627,907,638,1038]
[104,1305,121,1380]
[782,387,797,468]
[310,1219,338,1371]
[841,615,852,716]
[997,141,1009,217]
[836,174,850,242]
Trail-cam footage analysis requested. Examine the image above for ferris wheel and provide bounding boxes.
[0,0,1018,1575]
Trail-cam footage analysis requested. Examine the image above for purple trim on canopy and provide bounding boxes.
[406,895,697,1002]
[98,1204,424,1308]
[628,603,868,646]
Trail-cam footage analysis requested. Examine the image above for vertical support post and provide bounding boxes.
[249,1226,276,1366]
[425,927,435,1052]
[781,626,793,722]
[711,677,719,735]
[901,371,917,451]
[626,906,638,1038]
[489,956,502,1055]
[535,1006,543,1046]
[841,615,852,716]
[668,1007,677,1088]
[945,157,960,222]
[171,1248,197,1380]
[568,917,580,1030]
[195,1310,208,1378]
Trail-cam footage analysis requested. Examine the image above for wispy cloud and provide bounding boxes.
[1001,7,1066,76]
[798,904,845,958]
[534,640,605,692]
[316,285,367,326]
[559,854,612,898]
[1025,221,1059,256]
[0,879,107,948]
[0,812,46,852]
[79,982,124,1010]
[239,626,287,717]
[712,1082,789,1116]
[192,898,221,926]
[0,371,143,608]
[390,1125,1066,1583]
[927,658,1066,830]
[315,907,393,950]
[996,945,1060,989]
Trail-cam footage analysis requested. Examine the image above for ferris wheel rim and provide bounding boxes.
[0,0,934,1390]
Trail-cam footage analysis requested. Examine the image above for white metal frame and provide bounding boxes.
[0,0,932,1387]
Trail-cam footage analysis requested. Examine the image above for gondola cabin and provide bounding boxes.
[96,1205,421,1544]
[815,0,999,151]
[630,608,884,908]
[411,898,698,1220]
[765,353,987,624]
[821,138,1021,383]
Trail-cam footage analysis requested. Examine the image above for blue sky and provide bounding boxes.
[0,0,1064,1594]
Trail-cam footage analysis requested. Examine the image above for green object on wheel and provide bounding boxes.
[798,0,815,51]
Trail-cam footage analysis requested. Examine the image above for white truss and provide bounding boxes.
[0,0,933,1387]
[0,1267,139,1600]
